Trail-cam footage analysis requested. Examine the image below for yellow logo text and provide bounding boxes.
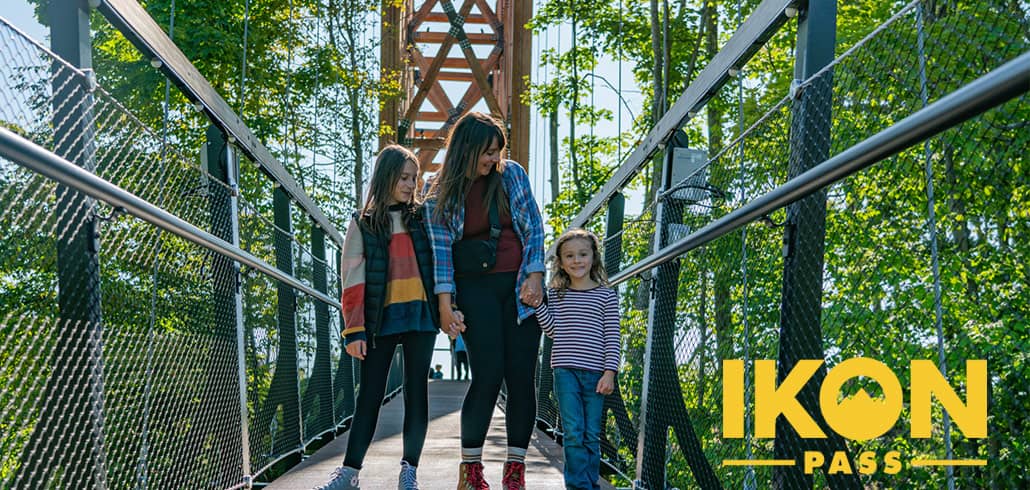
[722,358,987,441]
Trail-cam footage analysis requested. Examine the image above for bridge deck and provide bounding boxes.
[268,380,603,489]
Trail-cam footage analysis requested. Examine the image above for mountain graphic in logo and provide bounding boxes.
[828,388,901,440]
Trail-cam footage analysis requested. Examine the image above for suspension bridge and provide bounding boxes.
[0,0,1026,488]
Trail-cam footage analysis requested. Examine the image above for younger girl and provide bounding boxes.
[321,145,461,490]
[532,228,620,490]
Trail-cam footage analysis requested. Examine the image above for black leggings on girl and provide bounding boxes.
[343,331,436,468]
[456,271,542,451]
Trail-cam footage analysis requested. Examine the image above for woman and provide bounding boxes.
[422,112,546,489]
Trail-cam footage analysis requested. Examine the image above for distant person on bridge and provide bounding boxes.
[321,145,464,490]
[453,333,470,380]
[423,112,546,489]
[531,228,620,490]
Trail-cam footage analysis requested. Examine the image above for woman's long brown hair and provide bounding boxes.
[426,112,509,222]
[361,145,419,236]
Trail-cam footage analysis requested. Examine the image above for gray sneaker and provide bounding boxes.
[398,460,420,490]
[317,465,359,490]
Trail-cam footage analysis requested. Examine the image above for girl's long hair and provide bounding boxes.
[548,228,609,297]
[361,144,419,236]
[427,112,509,222]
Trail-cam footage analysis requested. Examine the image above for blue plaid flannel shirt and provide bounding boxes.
[422,161,545,322]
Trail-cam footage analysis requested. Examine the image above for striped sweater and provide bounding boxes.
[535,286,621,373]
[340,209,434,343]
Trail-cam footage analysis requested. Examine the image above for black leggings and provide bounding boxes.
[344,331,436,468]
[456,272,542,450]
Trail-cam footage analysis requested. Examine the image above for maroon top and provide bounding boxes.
[463,177,522,273]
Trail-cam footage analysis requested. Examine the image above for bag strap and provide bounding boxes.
[487,193,501,241]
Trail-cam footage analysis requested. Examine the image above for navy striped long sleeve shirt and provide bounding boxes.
[535,286,621,373]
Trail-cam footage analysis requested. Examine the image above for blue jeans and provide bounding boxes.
[554,367,604,490]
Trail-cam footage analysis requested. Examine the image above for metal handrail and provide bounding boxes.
[0,127,342,310]
[609,50,1030,286]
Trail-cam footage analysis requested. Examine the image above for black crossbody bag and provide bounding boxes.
[452,192,501,277]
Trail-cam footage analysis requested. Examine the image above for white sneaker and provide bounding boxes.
[398,460,420,490]
[317,465,360,490]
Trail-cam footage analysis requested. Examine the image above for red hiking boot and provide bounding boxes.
[501,461,526,490]
[457,462,490,489]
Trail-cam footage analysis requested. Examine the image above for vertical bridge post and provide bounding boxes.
[307,222,336,438]
[774,0,860,488]
[205,125,252,485]
[21,0,109,487]
[636,133,720,489]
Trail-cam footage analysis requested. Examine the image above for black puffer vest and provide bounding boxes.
[355,205,439,340]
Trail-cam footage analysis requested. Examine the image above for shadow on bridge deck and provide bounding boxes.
[268,380,606,489]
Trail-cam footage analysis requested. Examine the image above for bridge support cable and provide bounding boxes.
[915,5,952,489]
[730,0,756,487]
[136,0,177,486]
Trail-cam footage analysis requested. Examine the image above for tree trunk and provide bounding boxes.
[686,2,709,83]
[650,0,664,123]
[644,0,664,209]
[549,109,560,201]
[341,0,365,206]
[662,0,671,112]
[570,3,580,199]
[943,143,975,301]
[705,0,734,396]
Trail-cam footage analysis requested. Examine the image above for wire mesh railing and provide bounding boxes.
[538,0,1029,488]
[0,8,400,489]
[3,0,1027,488]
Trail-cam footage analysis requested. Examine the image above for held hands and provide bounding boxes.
[519,272,544,307]
[346,308,467,361]
[441,307,466,339]
[346,340,367,361]
[596,370,616,395]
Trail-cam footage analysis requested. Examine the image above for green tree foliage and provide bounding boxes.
[530,0,1027,488]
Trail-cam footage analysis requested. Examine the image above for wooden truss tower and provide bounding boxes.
[380,0,533,173]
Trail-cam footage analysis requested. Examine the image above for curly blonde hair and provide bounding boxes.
[548,228,608,297]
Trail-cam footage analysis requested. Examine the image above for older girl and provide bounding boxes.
[322,145,460,490]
